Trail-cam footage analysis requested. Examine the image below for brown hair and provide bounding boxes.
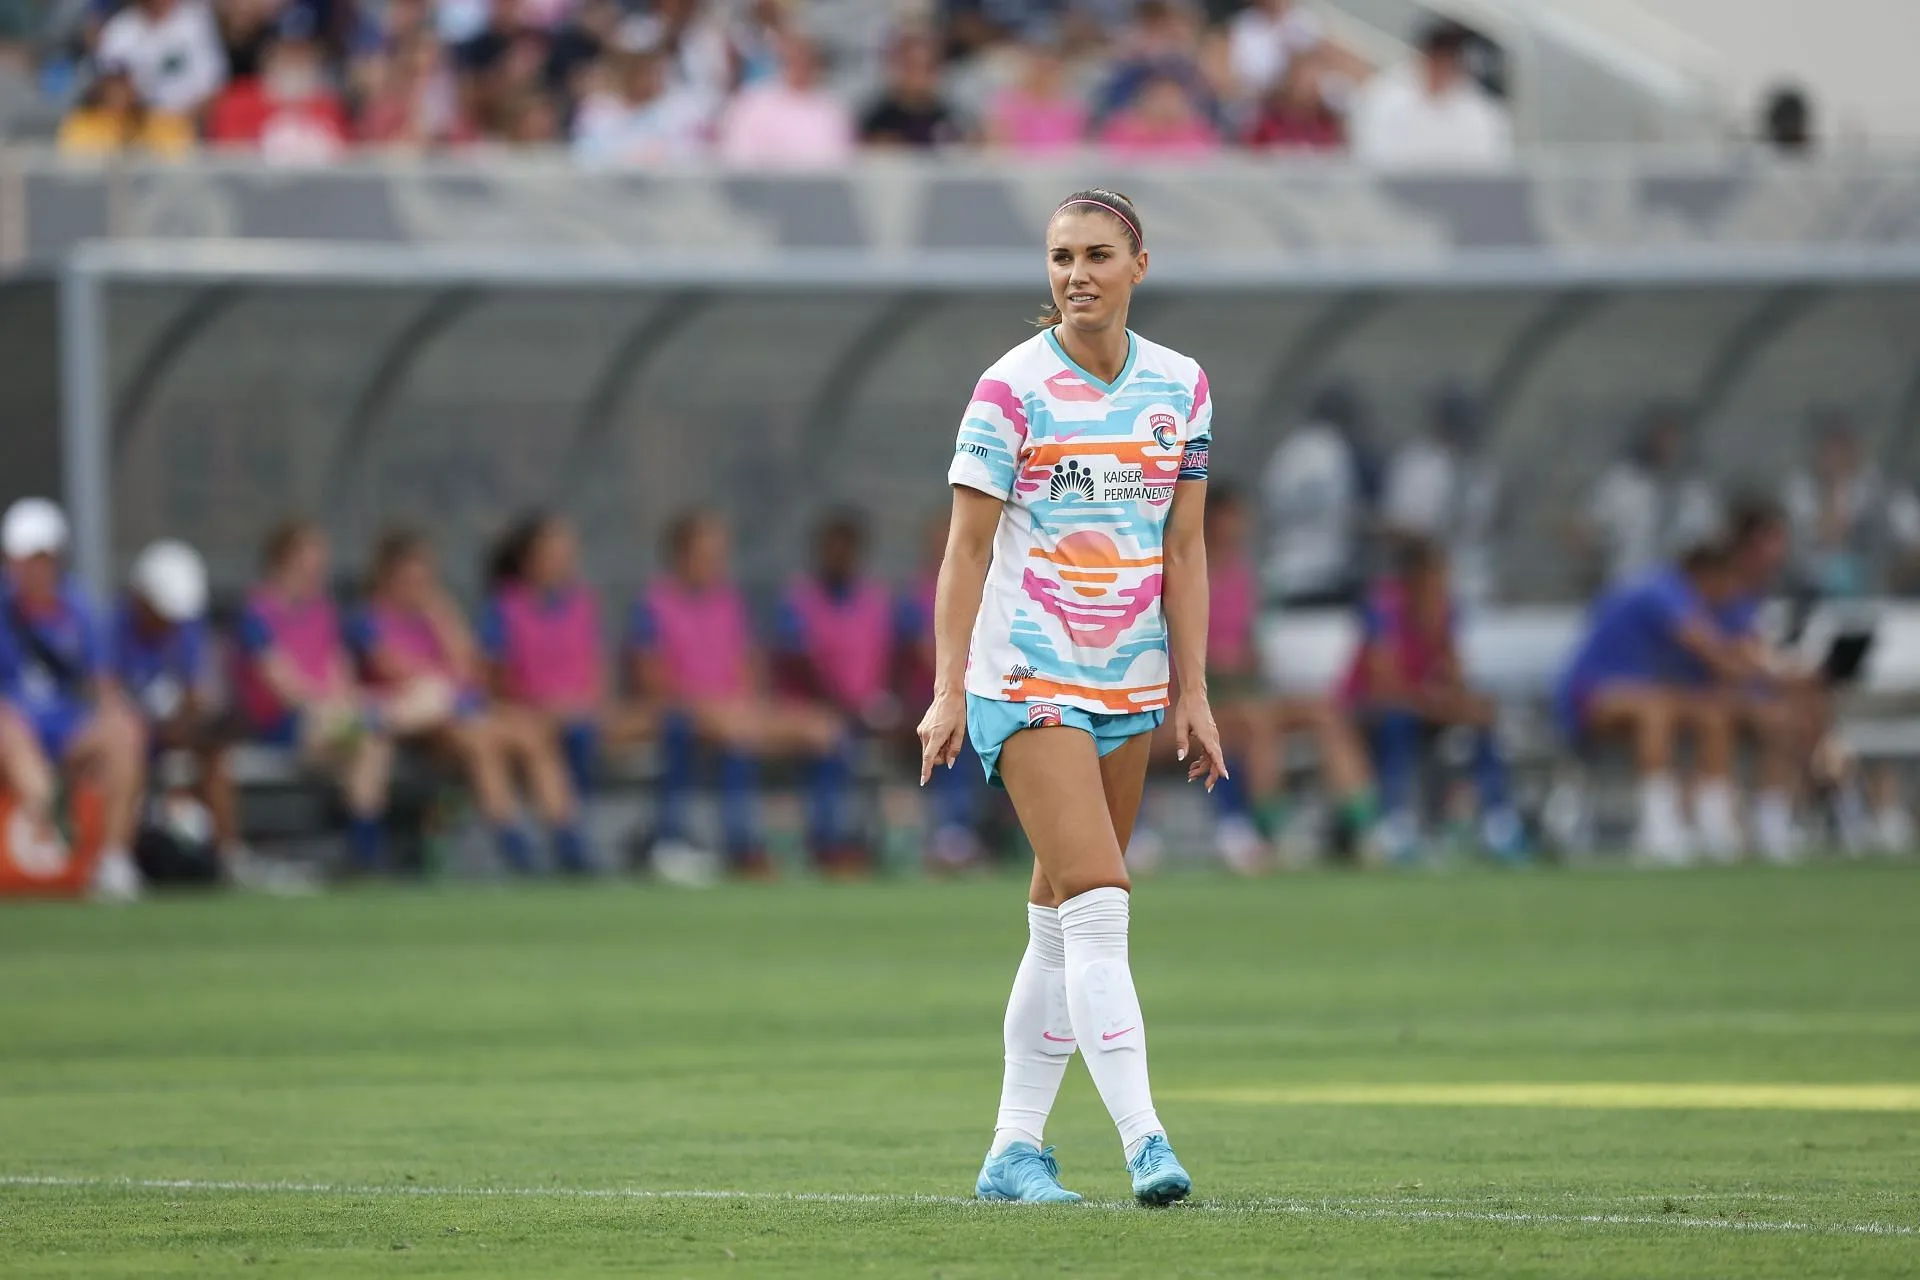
[370,525,430,592]
[1035,188,1145,328]
[261,518,319,573]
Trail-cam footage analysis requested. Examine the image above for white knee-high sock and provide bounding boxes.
[990,904,1075,1155]
[1057,886,1164,1159]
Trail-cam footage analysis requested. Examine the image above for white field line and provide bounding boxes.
[0,1175,1912,1237]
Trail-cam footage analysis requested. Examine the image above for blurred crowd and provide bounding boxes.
[0,0,1526,167]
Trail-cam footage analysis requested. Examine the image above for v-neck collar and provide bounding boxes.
[1046,327,1137,396]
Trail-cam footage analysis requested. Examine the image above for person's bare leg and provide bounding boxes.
[340,733,393,821]
[0,706,55,820]
[499,708,576,827]
[195,742,242,850]
[442,719,516,826]
[1001,728,1174,1180]
[1587,686,1689,860]
[70,705,147,855]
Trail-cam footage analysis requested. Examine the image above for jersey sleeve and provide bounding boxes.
[1180,366,1212,482]
[477,600,507,661]
[343,611,378,661]
[948,376,1028,500]
[772,597,807,656]
[626,598,658,653]
[1647,574,1709,640]
[893,593,928,644]
[237,607,274,657]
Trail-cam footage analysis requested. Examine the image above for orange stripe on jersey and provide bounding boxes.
[1023,440,1173,468]
[1002,674,1170,714]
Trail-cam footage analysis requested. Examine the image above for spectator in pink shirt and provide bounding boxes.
[716,31,853,169]
[984,37,1087,153]
[1097,70,1219,157]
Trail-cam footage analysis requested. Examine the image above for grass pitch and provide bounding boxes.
[3,864,1918,1277]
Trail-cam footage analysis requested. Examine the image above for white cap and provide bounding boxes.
[1,498,69,560]
[130,539,209,622]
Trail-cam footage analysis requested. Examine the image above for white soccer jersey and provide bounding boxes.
[948,328,1211,715]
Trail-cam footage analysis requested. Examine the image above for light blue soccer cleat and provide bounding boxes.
[1127,1133,1192,1206]
[975,1142,1083,1204]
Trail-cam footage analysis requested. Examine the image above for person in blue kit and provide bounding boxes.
[0,499,148,900]
[113,539,248,876]
[1555,528,1800,865]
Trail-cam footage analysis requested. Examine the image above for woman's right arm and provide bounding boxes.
[917,486,1002,782]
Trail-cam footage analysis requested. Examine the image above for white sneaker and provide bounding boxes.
[651,839,721,889]
[1634,819,1696,868]
[1125,828,1165,875]
[1754,820,1805,866]
[90,848,144,903]
[1873,806,1914,857]
[1214,816,1266,875]
[225,845,321,896]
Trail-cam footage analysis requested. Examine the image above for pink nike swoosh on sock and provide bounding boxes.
[1102,1026,1137,1041]
[1041,1031,1076,1043]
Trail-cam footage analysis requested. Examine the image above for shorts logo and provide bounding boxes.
[1027,703,1064,728]
[1049,460,1096,501]
[1151,413,1180,451]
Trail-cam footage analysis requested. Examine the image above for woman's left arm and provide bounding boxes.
[1163,478,1227,790]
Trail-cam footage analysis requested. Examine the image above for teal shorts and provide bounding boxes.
[966,693,1165,788]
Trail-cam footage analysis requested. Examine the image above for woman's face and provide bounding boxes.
[679,520,731,587]
[386,548,436,607]
[1047,208,1146,335]
[282,531,329,596]
[1207,502,1249,552]
[527,522,577,587]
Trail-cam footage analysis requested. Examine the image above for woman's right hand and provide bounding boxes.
[916,688,969,786]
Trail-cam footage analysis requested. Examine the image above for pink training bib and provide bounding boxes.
[238,586,345,727]
[785,576,893,712]
[1208,554,1257,673]
[1342,579,1447,704]
[365,602,456,685]
[643,578,751,701]
[494,584,603,710]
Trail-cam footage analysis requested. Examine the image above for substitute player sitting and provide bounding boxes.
[1344,535,1524,863]
[0,498,146,900]
[481,513,636,801]
[631,511,842,876]
[352,527,592,875]
[771,509,896,873]
[235,520,396,875]
[1201,484,1377,870]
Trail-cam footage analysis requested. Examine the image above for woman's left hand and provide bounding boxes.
[1173,694,1228,792]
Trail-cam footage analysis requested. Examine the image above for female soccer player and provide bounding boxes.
[918,189,1225,1206]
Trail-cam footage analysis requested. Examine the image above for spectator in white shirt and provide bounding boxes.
[1226,0,1323,100]
[716,31,853,169]
[571,46,709,166]
[1261,382,1377,607]
[1783,411,1920,599]
[1573,404,1722,590]
[96,0,228,118]
[1349,19,1510,169]
[1383,385,1502,606]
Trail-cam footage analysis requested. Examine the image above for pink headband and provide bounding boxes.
[1055,198,1143,249]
